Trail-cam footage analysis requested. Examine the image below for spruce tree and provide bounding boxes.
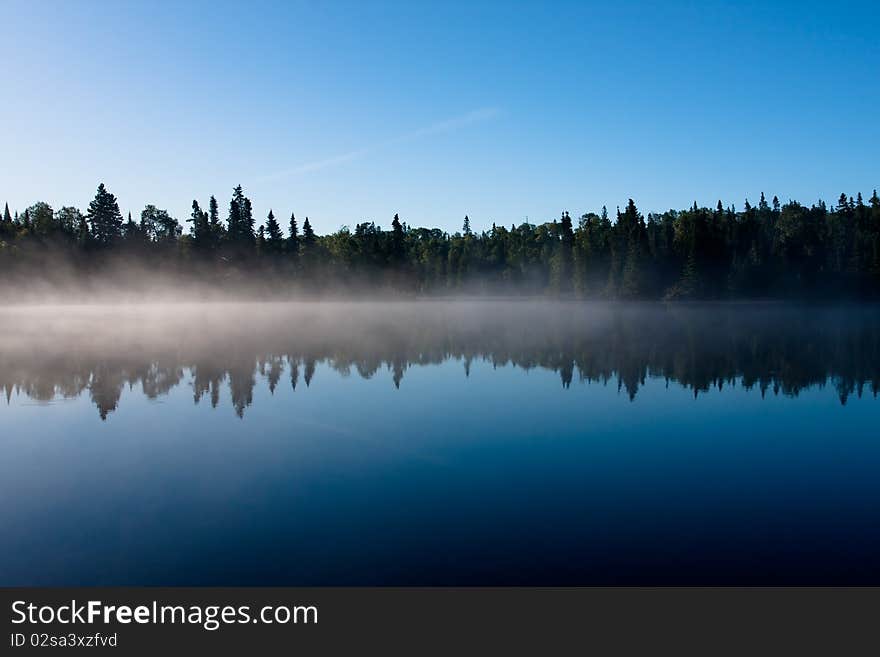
[302,217,315,246]
[228,186,243,242]
[86,183,123,245]
[287,213,299,255]
[619,199,647,298]
[0,203,10,238]
[208,195,221,243]
[265,209,283,253]
[559,211,574,292]
[390,213,405,265]
[189,200,210,247]
[242,197,255,243]
[123,211,139,241]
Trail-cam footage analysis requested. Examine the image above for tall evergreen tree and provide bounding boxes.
[189,200,210,247]
[123,211,139,241]
[287,212,299,255]
[550,210,574,294]
[390,213,405,265]
[241,197,255,243]
[208,195,221,243]
[86,183,123,245]
[302,217,315,246]
[227,186,244,242]
[618,199,648,298]
[265,209,283,253]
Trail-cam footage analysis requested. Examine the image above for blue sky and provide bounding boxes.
[1,0,878,233]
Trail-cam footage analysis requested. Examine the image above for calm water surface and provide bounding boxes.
[1,301,879,585]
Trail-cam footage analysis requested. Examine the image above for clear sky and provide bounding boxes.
[1,0,878,233]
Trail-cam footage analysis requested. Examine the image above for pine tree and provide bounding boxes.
[228,186,243,242]
[619,199,647,298]
[302,217,315,246]
[390,213,405,265]
[241,197,255,243]
[86,183,123,245]
[0,203,10,238]
[189,200,210,247]
[550,211,574,293]
[265,209,283,253]
[208,195,221,244]
[123,211,139,241]
[462,215,471,236]
[287,213,299,255]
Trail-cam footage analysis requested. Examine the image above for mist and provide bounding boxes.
[3,301,879,419]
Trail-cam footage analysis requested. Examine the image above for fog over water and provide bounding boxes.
[1,301,879,417]
[2,301,880,585]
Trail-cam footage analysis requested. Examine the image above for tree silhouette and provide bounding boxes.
[265,209,283,254]
[86,183,123,245]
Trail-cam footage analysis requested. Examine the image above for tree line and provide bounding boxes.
[2,183,879,298]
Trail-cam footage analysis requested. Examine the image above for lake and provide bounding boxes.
[1,301,879,585]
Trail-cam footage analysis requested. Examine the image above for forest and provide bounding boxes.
[2,183,879,298]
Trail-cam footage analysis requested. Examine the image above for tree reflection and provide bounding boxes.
[1,302,878,419]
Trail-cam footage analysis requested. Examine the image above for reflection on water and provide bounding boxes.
[1,301,879,418]
[2,301,880,586]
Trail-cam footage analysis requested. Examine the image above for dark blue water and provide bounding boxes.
[1,302,879,585]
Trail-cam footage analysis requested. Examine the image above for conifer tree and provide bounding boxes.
[208,195,221,243]
[302,217,315,246]
[123,211,139,241]
[228,186,243,242]
[265,209,283,253]
[287,212,299,255]
[241,197,255,243]
[189,200,210,247]
[86,183,123,245]
[390,213,405,264]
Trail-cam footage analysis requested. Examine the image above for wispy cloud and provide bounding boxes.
[255,107,500,183]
